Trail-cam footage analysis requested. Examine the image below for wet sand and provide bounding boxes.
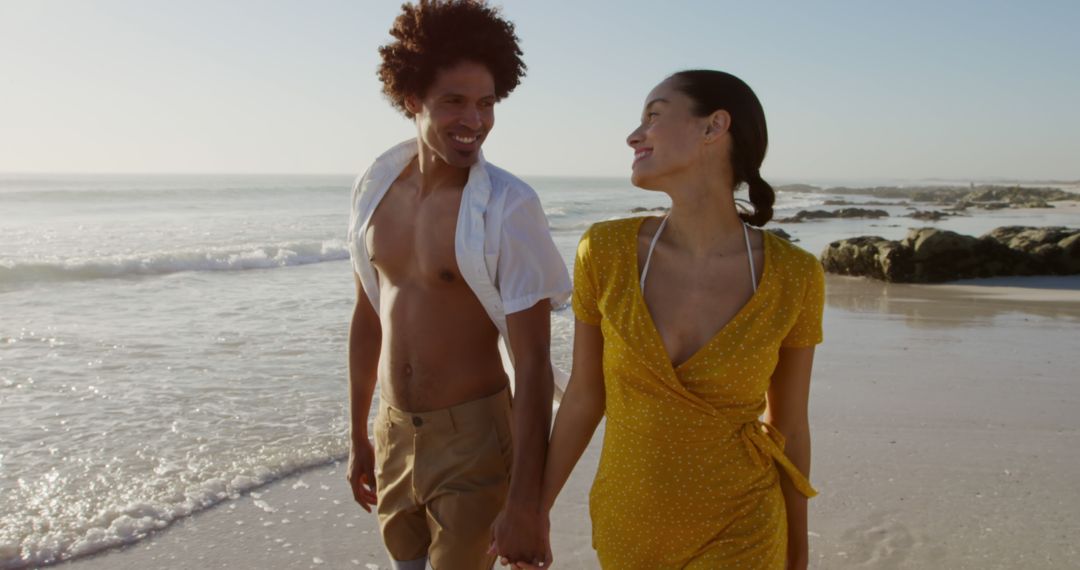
[59,275,1080,569]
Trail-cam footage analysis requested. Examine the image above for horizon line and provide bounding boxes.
[0,171,1077,186]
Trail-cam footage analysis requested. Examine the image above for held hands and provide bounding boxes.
[490,505,553,569]
[346,438,378,512]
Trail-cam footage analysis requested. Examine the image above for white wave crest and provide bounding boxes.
[0,455,343,569]
[0,240,349,286]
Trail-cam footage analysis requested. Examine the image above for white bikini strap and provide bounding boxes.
[639,215,668,295]
[743,223,758,293]
[641,216,758,295]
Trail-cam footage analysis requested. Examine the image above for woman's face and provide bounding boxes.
[626,78,708,190]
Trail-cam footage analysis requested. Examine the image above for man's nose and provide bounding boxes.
[461,107,482,130]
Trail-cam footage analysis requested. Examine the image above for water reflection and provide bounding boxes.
[824,275,1080,328]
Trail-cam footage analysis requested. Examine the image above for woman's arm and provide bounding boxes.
[541,318,606,511]
[506,319,605,569]
[764,346,816,570]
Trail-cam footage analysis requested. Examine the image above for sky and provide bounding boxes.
[1,0,1078,181]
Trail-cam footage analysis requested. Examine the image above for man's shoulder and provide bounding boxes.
[354,139,416,190]
[483,161,540,205]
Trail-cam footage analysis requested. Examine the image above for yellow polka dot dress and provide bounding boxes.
[572,217,824,569]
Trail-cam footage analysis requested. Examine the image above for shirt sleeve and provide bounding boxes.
[571,227,602,325]
[781,260,825,347]
[497,194,572,314]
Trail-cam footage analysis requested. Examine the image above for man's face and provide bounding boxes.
[406,60,496,169]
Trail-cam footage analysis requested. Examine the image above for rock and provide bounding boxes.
[1059,234,1080,273]
[808,184,1077,204]
[776,208,889,223]
[820,225,1080,282]
[821,236,911,281]
[983,226,1074,252]
[982,227,1078,274]
[907,210,952,221]
[1010,199,1053,209]
[630,206,668,213]
[824,199,908,206]
[900,228,1010,281]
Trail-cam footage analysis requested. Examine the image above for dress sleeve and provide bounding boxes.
[572,227,602,325]
[781,260,825,347]
[497,195,573,314]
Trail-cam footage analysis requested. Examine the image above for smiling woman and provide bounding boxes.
[534,69,824,570]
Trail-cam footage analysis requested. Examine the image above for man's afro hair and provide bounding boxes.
[377,0,526,118]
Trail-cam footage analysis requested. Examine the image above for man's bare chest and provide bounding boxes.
[366,188,465,284]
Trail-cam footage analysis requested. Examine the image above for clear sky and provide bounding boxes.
[1,0,1078,181]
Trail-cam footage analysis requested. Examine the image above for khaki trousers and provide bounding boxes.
[374,388,513,570]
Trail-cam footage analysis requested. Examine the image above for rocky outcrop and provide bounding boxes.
[823,199,909,206]
[821,226,1080,282]
[811,184,1076,204]
[906,210,955,221]
[819,236,913,281]
[776,208,889,223]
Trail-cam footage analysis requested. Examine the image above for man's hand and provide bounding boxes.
[346,438,377,512]
[491,505,552,568]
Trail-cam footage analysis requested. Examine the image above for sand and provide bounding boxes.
[57,275,1080,569]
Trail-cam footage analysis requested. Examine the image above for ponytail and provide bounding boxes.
[740,171,775,227]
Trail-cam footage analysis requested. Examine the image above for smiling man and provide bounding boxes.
[344,2,570,569]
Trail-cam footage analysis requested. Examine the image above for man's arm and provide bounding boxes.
[491,299,554,565]
[764,346,816,570]
[346,272,381,512]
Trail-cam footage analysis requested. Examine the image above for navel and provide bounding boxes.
[438,269,456,282]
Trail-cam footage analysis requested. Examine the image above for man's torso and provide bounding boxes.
[366,160,508,412]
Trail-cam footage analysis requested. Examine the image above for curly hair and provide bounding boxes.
[377,0,526,118]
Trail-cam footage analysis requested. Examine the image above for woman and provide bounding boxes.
[536,70,824,569]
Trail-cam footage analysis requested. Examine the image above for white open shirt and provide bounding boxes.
[347,139,572,394]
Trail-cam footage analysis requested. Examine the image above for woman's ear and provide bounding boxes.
[704,109,731,143]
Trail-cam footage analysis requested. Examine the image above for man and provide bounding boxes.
[345,2,569,568]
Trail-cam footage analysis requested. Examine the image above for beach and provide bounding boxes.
[3,175,1079,569]
[49,275,1080,569]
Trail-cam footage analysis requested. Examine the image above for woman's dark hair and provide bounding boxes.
[670,70,775,226]
[377,0,526,119]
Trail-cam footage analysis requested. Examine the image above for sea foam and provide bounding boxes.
[0,239,349,287]
[0,453,345,569]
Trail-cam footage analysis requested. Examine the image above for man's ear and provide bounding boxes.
[704,109,731,143]
[404,94,421,116]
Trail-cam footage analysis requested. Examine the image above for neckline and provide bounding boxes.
[640,215,758,295]
[631,216,774,372]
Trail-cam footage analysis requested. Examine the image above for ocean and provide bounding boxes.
[1,172,1075,568]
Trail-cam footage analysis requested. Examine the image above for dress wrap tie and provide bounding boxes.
[740,420,817,498]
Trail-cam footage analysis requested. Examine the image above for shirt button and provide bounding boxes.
[412,416,423,427]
